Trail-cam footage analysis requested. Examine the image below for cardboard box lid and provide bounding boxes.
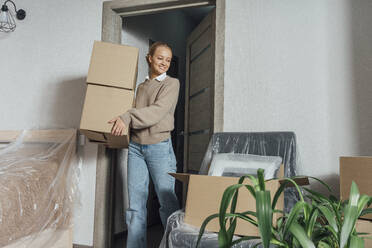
[83,130,130,149]
[87,41,139,90]
[81,130,106,142]
[80,84,134,134]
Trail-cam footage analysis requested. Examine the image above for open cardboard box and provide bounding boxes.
[340,156,372,220]
[80,84,134,148]
[170,165,309,236]
[87,41,139,90]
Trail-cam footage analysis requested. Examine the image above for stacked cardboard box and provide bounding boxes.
[340,156,372,247]
[80,41,139,148]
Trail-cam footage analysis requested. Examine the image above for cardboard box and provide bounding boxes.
[340,156,372,220]
[80,84,134,148]
[87,41,139,90]
[356,219,372,248]
[171,167,309,236]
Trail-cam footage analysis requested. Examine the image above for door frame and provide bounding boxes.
[93,0,225,247]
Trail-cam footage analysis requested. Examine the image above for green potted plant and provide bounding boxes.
[196,169,372,248]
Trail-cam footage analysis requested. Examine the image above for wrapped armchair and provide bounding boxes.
[160,132,299,248]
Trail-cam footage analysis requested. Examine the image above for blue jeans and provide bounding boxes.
[126,138,179,248]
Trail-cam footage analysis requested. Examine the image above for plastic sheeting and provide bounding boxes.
[161,132,299,248]
[0,129,79,247]
[207,153,282,179]
[160,211,276,248]
[200,132,298,213]
[199,132,297,177]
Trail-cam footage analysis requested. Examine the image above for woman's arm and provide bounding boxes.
[121,79,180,129]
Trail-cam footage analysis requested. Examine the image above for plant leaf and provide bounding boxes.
[307,208,319,237]
[244,184,257,199]
[257,168,266,191]
[361,208,372,217]
[317,205,338,233]
[283,201,306,238]
[349,234,365,248]
[317,240,332,248]
[196,213,219,248]
[256,190,272,248]
[357,195,372,218]
[218,184,244,246]
[272,180,288,210]
[288,221,316,248]
[340,181,360,248]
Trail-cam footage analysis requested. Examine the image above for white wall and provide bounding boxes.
[0,0,104,246]
[224,0,372,195]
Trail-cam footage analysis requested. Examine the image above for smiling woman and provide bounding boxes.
[146,42,173,77]
[108,42,180,248]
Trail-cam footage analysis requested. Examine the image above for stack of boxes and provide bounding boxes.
[340,156,372,247]
[80,41,139,148]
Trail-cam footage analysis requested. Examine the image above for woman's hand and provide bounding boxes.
[108,117,126,136]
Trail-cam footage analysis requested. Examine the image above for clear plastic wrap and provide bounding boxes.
[199,132,297,177]
[160,211,276,248]
[208,153,282,179]
[0,129,79,248]
[199,132,298,213]
[161,132,299,248]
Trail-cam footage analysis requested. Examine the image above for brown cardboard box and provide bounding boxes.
[80,84,134,148]
[340,156,372,220]
[171,168,309,236]
[87,41,139,90]
[356,219,372,248]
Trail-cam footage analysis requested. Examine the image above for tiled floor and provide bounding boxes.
[113,224,164,248]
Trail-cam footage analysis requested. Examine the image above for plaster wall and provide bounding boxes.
[224,0,372,194]
[0,0,105,245]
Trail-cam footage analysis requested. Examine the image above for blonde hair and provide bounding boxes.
[146,42,172,66]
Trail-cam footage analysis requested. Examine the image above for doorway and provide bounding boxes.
[119,4,213,231]
[94,1,225,247]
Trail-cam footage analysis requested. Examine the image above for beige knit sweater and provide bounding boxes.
[120,75,180,145]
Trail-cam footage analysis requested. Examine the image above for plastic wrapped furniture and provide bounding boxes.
[0,129,79,248]
[160,211,276,248]
[160,132,298,248]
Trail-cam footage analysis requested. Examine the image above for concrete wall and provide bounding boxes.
[0,0,104,246]
[224,0,372,195]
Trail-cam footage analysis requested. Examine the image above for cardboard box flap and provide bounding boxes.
[169,173,190,184]
[80,130,106,142]
[279,177,309,187]
[170,173,309,187]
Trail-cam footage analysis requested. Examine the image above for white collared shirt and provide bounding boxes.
[145,72,167,82]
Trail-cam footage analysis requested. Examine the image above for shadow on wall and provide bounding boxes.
[350,1,372,156]
[45,77,86,129]
[310,173,340,199]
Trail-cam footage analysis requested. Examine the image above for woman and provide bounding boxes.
[108,42,180,248]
